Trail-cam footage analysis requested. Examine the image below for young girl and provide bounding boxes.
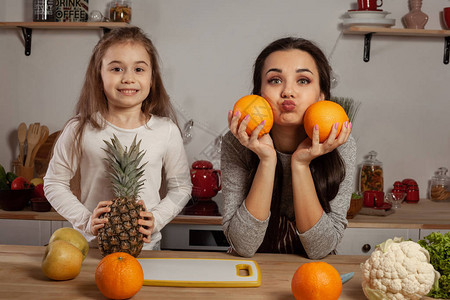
[44,27,192,250]
[221,37,356,259]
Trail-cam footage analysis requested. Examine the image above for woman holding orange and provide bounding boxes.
[221,37,356,259]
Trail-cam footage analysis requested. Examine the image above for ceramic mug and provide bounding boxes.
[358,0,383,11]
[444,7,450,30]
[363,190,385,207]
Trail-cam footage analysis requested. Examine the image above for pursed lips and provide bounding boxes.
[281,100,296,111]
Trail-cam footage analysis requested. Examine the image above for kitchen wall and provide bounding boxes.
[1,0,449,198]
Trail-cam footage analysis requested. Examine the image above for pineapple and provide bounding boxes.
[98,134,147,257]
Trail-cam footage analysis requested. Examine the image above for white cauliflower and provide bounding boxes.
[361,237,440,300]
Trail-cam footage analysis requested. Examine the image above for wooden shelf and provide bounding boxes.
[0,21,129,30]
[343,26,450,37]
[343,26,450,64]
[0,22,129,56]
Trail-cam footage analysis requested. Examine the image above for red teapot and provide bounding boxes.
[184,160,221,216]
[190,160,221,199]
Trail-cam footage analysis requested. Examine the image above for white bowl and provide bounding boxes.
[343,18,395,28]
[347,10,390,19]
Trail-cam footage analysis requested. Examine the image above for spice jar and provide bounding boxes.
[109,0,132,23]
[359,151,384,193]
[430,167,450,202]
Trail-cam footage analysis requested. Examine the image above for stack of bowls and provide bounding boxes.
[343,10,395,28]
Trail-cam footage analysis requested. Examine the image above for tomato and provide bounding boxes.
[11,176,30,190]
[33,183,45,198]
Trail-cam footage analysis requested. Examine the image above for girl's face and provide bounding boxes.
[260,49,324,129]
[101,42,152,112]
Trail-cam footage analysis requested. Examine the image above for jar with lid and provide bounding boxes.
[359,151,384,193]
[430,167,450,201]
[109,0,132,23]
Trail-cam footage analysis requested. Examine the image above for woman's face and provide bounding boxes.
[101,42,152,113]
[260,49,324,129]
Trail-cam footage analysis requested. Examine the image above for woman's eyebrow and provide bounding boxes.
[296,68,313,74]
[265,68,313,74]
[266,68,282,74]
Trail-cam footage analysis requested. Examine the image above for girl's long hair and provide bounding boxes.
[71,26,177,159]
[251,37,346,253]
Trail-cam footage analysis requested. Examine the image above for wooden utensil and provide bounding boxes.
[24,123,41,167]
[29,125,49,168]
[17,122,27,165]
[34,131,60,178]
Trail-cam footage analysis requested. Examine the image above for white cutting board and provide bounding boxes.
[137,258,261,287]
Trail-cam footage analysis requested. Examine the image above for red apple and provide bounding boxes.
[11,176,30,190]
[33,183,45,198]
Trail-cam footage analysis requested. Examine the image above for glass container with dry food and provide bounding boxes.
[359,151,384,193]
[109,0,132,23]
[430,167,450,201]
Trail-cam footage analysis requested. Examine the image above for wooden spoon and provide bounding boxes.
[17,122,27,166]
[29,125,49,168]
[24,123,41,167]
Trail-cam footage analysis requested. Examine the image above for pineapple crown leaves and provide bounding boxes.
[102,134,148,199]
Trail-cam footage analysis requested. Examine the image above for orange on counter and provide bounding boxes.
[291,261,342,300]
[95,252,144,300]
[232,95,273,138]
[303,100,348,143]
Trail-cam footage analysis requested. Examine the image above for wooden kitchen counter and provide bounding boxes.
[0,244,367,299]
[0,207,223,225]
[348,198,450,230]
[1,198,449,228]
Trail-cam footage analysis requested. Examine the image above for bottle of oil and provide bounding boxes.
[33,0,55,22]
[359,151,384,193]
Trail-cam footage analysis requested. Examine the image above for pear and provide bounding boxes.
[49,228,89,260]
[42,240,83,280]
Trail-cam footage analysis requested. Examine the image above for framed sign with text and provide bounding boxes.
[55,0,89,22]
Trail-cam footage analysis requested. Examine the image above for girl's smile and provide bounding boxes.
[118,89,139,95]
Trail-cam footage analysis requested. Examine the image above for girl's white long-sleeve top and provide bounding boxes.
[44,114,192,250]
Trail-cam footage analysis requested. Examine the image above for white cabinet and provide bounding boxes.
[0,219,71,246]
[337,228,420,255]
[0,219,51,246]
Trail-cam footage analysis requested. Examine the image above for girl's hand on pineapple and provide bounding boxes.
[138,200,154,243]
[90,200,112,235]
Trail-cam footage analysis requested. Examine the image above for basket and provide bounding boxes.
[346,196,363,219]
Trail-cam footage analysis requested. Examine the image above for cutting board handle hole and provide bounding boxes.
[236,264,252,277]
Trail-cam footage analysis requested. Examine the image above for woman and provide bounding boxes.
[221,37,356,259]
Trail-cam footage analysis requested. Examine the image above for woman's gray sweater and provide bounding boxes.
[220,131,357,259]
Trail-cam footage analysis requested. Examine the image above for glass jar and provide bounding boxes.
[33,0,55,22]
[430,167,450,201]
[359,151,384,193]
[109,0,132,23]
